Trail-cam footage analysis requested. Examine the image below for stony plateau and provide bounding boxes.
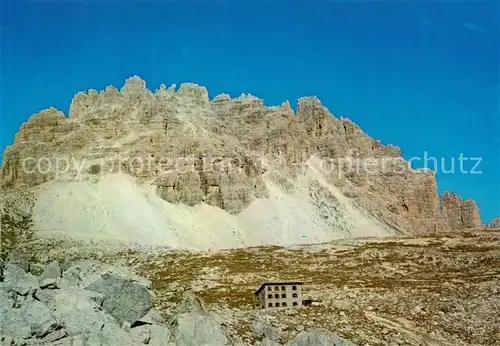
[0,253,357,346]
[0,76,494,250]
[1,230,499,345]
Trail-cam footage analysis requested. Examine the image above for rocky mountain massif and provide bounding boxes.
[0,76,495,249]
[0,75,498,345]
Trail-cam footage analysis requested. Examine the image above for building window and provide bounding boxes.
[281,293,286,298]
[268,294,272,299]
[292,293,298,298]
[268,303,273,307]
[292,285,297,290]
[275,302,280,307]
[282,302,287,307]
[281,285,286,291]
[274,294,279,298]
[274,286,279,291]
[267,286,272,291]
[293,302,298,306]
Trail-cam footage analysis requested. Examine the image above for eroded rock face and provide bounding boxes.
[0,76,493,233]
[440,192,483,230]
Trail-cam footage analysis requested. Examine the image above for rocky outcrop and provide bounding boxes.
[440,192,482,230]
[0,256,203,345]
[1,259,141,345]
[0,76,493,235]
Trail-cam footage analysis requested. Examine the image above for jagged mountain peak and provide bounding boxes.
[0,76,492,249]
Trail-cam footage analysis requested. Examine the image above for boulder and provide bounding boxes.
[7,249,30,272]
[50,333,86,346]
[0,259,170,346]
[20,299,63,338]
[0,299,64,341]
[134,308,166,326]
[82,289,105,307]
[167,290,234,346]
[0,336,14,346]
[0,289,15,309]
[61,264,83,287]
[49,325,137,346]
[147,324,173,346]
[3,263,38,296]
[84,273,155,324]
[177,289,208,314]
[263,326,280,341]
[40,287,135,345]
[252,316,280,340]
[130,324,173,345]
[63,260,152,289]
[286,328,356,346]
[0,308,32,339]
[38,261,62,289]
[130,324,151,344]
[38,287,113,336]
[172,312,230,346]
[97,322,138,345]
[40,327,68,344]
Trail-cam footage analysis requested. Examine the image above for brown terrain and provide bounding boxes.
[113,230,500,345]
[14,228,500,345]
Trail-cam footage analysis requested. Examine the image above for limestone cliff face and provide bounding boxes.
[0,76,491,233]
[439,192,483,229]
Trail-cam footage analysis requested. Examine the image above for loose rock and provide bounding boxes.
[84,273,155,324]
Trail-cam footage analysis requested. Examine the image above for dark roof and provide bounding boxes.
[254,282,303,295]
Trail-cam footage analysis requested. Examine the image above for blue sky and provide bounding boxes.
[1,1,498,222]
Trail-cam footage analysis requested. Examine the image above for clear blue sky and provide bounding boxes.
[1,1,498,222]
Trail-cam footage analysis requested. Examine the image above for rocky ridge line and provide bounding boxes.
[0,76,489,234]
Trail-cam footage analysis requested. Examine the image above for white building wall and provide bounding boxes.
[258,284,302,309]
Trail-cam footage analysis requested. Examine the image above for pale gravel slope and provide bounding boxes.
[31,158,394,250]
